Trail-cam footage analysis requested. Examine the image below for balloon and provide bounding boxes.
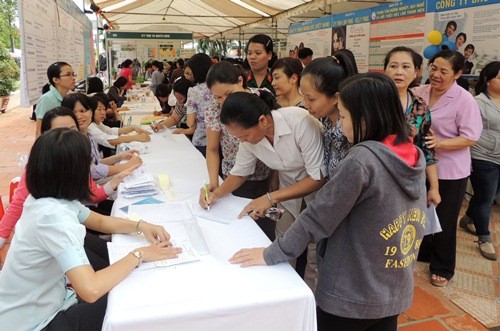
[442,40,457,51]
[423,45,440,59]
[427,30,442,45]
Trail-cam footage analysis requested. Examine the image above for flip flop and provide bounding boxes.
[430,274,448,287]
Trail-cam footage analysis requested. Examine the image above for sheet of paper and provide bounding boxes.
[107,240,199,271]
[424,204,442,236]
[119,197,165,213]
[192,195,252,224]
[128,202,193,224]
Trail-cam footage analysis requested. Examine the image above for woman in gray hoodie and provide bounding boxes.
[230,73,427,331]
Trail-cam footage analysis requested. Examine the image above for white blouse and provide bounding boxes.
[88,122,119,149]
[230,107,325,218]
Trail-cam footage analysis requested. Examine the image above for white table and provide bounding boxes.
[103,133,317,331]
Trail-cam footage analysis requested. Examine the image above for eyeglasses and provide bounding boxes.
[59,73,77,78]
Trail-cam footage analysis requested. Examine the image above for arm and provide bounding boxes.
[230,157,368,267]
[35,120,42,138]
[150,113,182,132]
[0,173,29,246]
[106,133,151,146]
[101,150,140,166]
[426,134,477,150]
[117,126,149,135]
[426,163,441,206]
[173,112,196,135]
[206,129,221,189]
[106,156,143,176]
[66,241,181,303]
[199,174,248,208]
[239,175,326,219]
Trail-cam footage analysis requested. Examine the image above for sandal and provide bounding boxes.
[430,274,448,287]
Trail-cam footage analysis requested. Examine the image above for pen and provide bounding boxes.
[203,181,210,211]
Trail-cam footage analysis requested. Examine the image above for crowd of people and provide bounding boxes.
[0,32,498,331]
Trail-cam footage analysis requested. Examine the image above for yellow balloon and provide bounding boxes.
[428,30,442,46]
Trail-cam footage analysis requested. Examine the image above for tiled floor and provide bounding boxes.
[0,100,498,330]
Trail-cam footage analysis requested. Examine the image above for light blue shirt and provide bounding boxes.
[35,85,63,120]
[0,196,91,331]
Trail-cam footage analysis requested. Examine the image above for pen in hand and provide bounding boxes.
[203,181,210,211]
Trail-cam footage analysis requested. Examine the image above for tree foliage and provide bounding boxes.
[0,44,20,95]
[0,0,20,51]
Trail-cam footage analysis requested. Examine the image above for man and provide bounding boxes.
[443,21,457,38]
[462,44,475,75]
[298,47,313,68]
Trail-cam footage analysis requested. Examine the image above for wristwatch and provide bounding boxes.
[131,249,142,267]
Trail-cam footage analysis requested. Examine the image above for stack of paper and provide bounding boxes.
[128,202,193,224]
[107,239,200,271]
[120,165,159,198]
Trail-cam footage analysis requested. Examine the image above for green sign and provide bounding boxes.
[107,32,193,40]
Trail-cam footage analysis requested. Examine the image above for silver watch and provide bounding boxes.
[131,250,142,267]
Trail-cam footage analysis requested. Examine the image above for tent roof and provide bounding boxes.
[93,0,387,40]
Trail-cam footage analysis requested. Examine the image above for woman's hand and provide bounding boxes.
[172,128,187,135]
[119,149,139,161]
[138,222,171,244]
[199,184,219,209]
[425,129,441,149]
[427,188,442,207]
[109,163,141,190]
[136,133,151,142]
[238,195,272,219]
[134,127,150,135]
[139,242,182,262]
[125,155,143,168]
[229,248,267,267]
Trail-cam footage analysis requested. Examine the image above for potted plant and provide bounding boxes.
[0,45,20,113]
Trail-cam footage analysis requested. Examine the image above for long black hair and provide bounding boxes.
[220,90,279,129]
[339,73,410,145]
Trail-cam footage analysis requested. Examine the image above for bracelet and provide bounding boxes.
[135,220,145,235]
[266,192,277,207]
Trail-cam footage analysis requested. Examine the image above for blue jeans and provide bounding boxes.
[466,159,500,240]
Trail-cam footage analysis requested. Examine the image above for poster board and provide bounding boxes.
[425,0,500,76]
[18,0,93,107]
[287,16,332,59]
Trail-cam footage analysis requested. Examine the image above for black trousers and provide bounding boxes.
[84,233,110,271]
[317,306,398,331]
[418,177,468,279]
[44,294,108,331]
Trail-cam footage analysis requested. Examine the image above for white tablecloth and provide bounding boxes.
[103,133,317,331]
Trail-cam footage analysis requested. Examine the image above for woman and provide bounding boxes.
[0,108,133,267]
[163,61,174,84]
[119,59,135,90]
[383,46,441,207]
[179,53,218,156]
[205,61,274,239]
[300,51,358,180]
[169,58,185,84]
[35,61,76,137]
[154,83,173,115]
[107,76,128,107]
[62,93,143,181]
[332,27,345,53]
[271,57,304,107]
[87,77,104,94]
[89,93,151,152]
[245,34,275,94]
[200,91,325,285]
[0,128,181,330]
[460,61,500,261]
[151,77,193,134]
[414,50,483,287]
[229,73,427,331]
[149,60,165,95]
[455,32,467,49]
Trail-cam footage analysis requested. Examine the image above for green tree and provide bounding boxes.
[0,0,20,51]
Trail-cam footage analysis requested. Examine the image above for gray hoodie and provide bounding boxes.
[264,140,427,319]
[471,93,500,165]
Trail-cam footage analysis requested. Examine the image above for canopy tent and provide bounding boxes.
[90,0,389,41]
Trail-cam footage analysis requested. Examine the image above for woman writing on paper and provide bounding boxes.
[0,129,181,330]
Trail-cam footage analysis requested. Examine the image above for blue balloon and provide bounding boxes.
[423,45,440,59]
[442,40,457,51]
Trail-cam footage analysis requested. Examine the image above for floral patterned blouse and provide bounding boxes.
[186,82,217,147]
[205,88,271,180]
[323,117,352,181]
[407,89,437,166]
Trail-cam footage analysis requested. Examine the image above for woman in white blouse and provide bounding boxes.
[88,93,151,150]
